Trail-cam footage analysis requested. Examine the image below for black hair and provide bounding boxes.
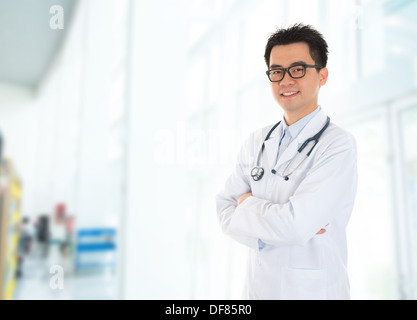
[264,23,328,68]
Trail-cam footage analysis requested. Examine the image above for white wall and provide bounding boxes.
[0,0,128,229]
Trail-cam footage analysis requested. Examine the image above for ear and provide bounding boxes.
[319,67,328,86]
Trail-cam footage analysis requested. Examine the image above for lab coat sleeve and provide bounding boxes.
[227,131,358,247]
[216,134,259,250]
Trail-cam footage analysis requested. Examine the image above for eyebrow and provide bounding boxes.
[269,61,307,69]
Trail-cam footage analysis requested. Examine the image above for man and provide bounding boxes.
[216,23,358,299]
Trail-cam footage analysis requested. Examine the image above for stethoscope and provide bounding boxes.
[250,116,330,182]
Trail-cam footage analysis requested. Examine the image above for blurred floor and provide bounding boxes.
[12,241,118,300]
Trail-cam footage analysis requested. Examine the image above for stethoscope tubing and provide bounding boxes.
[251,117,330,181]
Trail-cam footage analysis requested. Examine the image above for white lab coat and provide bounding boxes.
[216,108,358,300]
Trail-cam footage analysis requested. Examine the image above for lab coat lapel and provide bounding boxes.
[274,110,328,171]
[263,122,283,169]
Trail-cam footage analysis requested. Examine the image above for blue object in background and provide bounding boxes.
[75,228,117,271]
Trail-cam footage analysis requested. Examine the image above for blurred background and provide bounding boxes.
[0,0,416,300]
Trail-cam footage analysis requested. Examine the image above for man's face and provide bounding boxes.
[268,42,328,122]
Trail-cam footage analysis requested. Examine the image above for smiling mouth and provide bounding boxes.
[281,91,299,97]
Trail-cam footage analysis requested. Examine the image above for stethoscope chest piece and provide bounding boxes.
[250,166,264,181]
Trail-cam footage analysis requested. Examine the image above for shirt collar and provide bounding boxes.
[281,106,321,139]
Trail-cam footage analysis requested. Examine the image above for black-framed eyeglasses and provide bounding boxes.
[266,64,322,82]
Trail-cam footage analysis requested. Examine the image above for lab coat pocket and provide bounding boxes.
[280,267,327,300]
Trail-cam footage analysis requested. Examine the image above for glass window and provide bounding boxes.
[399,104,417,298]
[346,114,395,299]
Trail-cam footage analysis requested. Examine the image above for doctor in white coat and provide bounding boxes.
[216,23,358,300]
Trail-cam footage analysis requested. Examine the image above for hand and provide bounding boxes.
[238,192,252,205]
[316,224,329,235]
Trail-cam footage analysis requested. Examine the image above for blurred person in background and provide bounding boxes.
[35,214,50,258]
[17,216,34,277]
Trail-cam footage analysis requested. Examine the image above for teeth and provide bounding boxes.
[282,91,297,96]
